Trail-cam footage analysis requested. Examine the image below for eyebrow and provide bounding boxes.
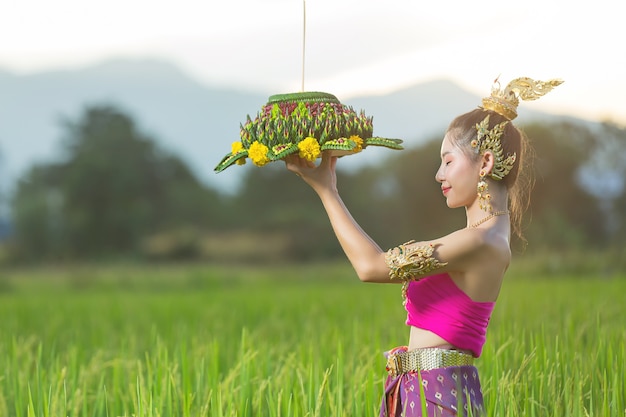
[441,151,452,158]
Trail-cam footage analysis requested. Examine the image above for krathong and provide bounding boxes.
[214,92,403,173]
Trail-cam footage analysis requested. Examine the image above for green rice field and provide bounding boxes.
[0,259,624,416]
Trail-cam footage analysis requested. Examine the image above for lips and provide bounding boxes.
[442,186,451,196]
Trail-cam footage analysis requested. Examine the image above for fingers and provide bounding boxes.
[284,154,302,170]
[285,152,336,179]
[284,154,307,179]
[285,153,314,170]
[320,151,337,171]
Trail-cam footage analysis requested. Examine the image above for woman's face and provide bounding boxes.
[435,131,481,209]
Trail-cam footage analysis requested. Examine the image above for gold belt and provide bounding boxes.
[386,348,474,376]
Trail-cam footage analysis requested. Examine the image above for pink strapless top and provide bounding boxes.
[405,273,495,357]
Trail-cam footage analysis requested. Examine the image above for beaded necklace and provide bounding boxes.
[469,210,509,228]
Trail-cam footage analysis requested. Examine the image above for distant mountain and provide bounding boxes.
[0,59,267,193]
[0,58,578,194]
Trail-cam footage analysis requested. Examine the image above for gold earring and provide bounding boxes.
[477,171,492,213]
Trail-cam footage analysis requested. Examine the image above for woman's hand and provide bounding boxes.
[284,151,338,195]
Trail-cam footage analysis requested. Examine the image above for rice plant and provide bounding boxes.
[0,261,623,416]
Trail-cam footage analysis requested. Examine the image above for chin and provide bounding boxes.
[444,199,461,209]
[445,195,473,209]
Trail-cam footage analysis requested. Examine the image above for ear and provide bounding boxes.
[480,150,496,176]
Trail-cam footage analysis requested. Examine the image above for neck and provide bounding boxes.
[467,181,509,227]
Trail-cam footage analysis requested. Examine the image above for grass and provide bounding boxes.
[0,260,624,416]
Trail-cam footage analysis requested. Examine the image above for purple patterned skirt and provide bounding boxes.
[380,347,485,417]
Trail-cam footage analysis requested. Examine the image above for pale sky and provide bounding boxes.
[1,0,625,124]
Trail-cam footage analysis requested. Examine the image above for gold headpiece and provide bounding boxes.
[472,76,563,180]
[482,77,564,121]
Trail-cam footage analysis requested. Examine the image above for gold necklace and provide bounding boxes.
[469,210,509,228]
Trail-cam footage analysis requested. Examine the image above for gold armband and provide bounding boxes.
[385,240,448,281]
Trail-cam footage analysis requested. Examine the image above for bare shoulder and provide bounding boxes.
[435,228,511,301]
[421,227,511,278]
[428,227,507,260]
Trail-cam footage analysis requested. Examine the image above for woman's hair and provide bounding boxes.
[446,108,534,242]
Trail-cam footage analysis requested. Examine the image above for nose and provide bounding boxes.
[435,164,444,183]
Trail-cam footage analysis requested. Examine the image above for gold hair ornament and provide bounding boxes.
[482,76,564,121]
[472,115,516,180]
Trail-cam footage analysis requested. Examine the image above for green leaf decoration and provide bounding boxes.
[214,151,248,173]
[269,143,299,160]
[271,103,281,119]
[364,137,404,149]
[321,137,356,151]
[293,101,308,118]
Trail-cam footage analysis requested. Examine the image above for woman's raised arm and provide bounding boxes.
[285,152,390,282]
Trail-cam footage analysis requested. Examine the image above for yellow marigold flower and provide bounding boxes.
[231,141,247,165]
[298,137,321,162]
[231,141,244,154]
[248,141,270,166]
[350,135,364,153]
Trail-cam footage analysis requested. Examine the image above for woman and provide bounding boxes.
[285,77,562,416]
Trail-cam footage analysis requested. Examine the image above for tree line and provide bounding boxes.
[2,104,625,264]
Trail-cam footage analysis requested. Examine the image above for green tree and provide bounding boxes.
[360,121,615,252]
[11,165,66,258]
[231,163,339,260]
[339,140,463,250]
[523,121,607,249]
[230,141,460,261]
[576,121,626,245]
[11,105,224,260]
[232,119,620,261]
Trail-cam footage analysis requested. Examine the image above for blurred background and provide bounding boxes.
[1,0,625,267]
